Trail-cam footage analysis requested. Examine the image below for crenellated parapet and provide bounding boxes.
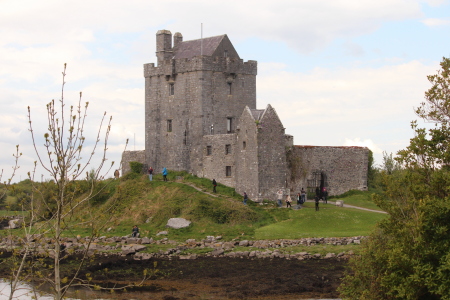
[144,56,257,78]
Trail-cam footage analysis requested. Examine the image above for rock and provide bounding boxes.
[7,219,23,229]
[239,240,249,247]
[157,231,168,236]
[210,248,224,256]
[325,253,336,259]
[141,237,153,244]
[222,242,234,250]
[166,218,191,229]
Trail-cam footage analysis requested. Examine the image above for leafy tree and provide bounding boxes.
[340,57,450,299]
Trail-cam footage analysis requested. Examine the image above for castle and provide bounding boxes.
[122,30,369,201]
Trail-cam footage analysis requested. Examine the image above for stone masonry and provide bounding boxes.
[122,29,369,201]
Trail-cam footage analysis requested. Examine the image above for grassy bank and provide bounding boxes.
[1,172,385,243]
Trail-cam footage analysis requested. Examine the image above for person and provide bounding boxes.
[296,192,301,205]
[286,194,292,208]
[315,187,320,198]
[114,169,119,179]
[162,167,168,181]
[322,187,328,204]
[148,166,153,181]
[301,188,306,204]
[212,179,217,193]
[243,192,248,205]
[276,189,283,208]
[315,195,320,211]
[132,225,139,237]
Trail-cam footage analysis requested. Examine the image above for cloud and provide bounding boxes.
[421,18,450,27]
[257,59,439,165]
[343,138,383,154]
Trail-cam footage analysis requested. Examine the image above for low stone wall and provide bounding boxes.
[0,235,364,261]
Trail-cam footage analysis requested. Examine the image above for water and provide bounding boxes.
[0,280,340,300]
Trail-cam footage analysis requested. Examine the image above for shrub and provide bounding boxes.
[129,161,143,174]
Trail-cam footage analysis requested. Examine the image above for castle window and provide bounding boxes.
[225,144,231,155]
[243,141,246,150]
[224,50,228,58]
[227,117,233,133]
[228,82,232,95]
[226,166,232,177]
[206,146,212,156]
[169,83,174,95]
[167,120,172,132]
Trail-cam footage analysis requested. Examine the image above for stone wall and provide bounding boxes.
[256,105,288,201]
[202,134,236,187]
[234,108,259,200]
[121,150,146,175]
[287,146,369,196]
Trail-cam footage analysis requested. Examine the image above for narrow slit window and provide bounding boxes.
[227,117,232,133]
[167,120,172,132]
[169,83,174,95]
[224,50,228,57]
[206,146,212,156]
[243,141,246,149]
[228,82,232,95]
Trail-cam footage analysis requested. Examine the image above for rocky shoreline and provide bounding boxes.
[1,234,364,261]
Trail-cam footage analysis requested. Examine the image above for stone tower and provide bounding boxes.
[144,30,257,175]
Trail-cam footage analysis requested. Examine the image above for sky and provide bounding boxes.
[1,0,450,182]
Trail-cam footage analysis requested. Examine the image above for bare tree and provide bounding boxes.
[17,63,128,299]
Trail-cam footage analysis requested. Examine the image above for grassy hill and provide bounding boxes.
[2,171,386,241]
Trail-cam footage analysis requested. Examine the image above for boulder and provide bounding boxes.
[166,218,191,229]
[8,219,23,229]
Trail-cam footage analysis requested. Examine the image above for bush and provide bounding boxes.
[129,161,143,174]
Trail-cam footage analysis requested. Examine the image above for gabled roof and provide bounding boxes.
[173,35,226,59]
[249,109,265,121]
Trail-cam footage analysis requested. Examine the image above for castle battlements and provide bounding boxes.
[144,56,257,78]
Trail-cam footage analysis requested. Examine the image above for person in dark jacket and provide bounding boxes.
[132,225,139,237]
[243,192,248,205]
[322,187,328,204]
[315,196,320,211]
[148,166,153,181]
[212,179,217,193]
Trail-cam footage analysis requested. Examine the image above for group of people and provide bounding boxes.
[277,188,306,208]
[276,187,328,211]
[147,166,168,181]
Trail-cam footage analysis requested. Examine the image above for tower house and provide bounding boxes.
[144,30,257,176]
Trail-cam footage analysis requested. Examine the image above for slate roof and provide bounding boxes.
[173,35,226,59]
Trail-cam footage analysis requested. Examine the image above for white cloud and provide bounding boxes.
[343,138,383,154]
[421,18,450,27]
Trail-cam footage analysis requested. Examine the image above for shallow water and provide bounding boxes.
[0,280,341,300]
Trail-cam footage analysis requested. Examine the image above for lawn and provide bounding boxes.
[254,202,386,239]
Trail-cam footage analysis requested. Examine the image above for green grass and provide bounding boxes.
[0,210,28,217]
[254,203,386,239]
[330,189,383,211]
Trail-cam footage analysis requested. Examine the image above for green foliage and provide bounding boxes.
[129,161,144,174]
[340,57,450,300]
[367,149,376,188]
